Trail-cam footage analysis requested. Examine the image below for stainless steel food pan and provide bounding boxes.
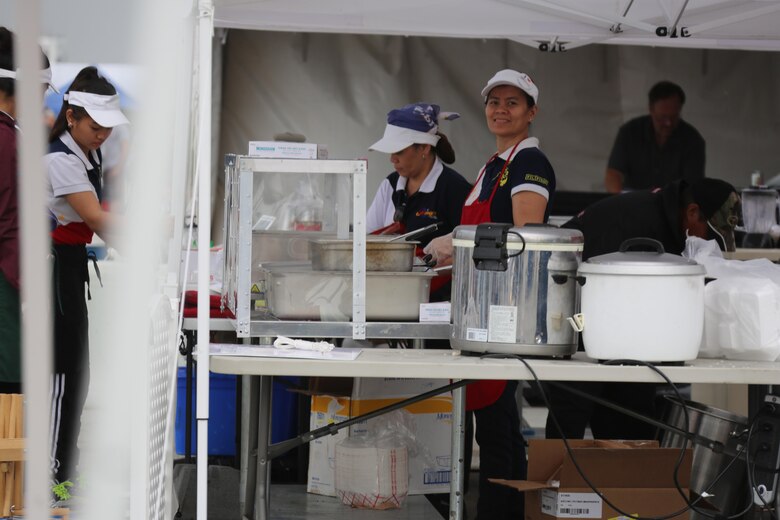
[310,238,418,272]
[264,264,434,320]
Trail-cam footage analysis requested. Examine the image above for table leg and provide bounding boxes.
[254,376,272,520]
[241,375,259,518]
[449,384,465,520]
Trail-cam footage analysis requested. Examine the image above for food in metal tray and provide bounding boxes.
[310,239,419,272]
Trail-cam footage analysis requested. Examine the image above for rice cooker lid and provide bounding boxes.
[453,223,584,249]
[578,237,705,276]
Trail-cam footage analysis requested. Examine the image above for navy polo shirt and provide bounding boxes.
[388,165,472,246]
[477,145,556,223]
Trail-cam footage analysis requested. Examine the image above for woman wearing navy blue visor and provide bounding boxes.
[367,103,471,301]
[367,102,471,248]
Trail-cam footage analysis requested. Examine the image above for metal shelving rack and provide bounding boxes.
[223,154,451,343]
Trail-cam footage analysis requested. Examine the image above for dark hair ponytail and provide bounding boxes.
[434,131,456,164]
[49,65,117,143]
[0,27,15,98]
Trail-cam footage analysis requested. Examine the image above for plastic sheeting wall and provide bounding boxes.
[214,30,780,237]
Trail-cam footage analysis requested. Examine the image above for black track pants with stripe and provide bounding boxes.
[50,244,91,482]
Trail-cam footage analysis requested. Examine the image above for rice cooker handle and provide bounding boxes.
[567,313,584,332]
[618,237,665,254]
[472,222,513,271]
[551,274,586,285]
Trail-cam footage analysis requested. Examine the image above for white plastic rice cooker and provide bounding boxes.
[570,238,705,362]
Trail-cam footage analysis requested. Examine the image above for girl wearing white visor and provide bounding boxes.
[44,65,128,483]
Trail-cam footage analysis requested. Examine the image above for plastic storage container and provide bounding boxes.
[175,368,237,456]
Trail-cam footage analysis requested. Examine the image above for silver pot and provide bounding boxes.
[450,223,584,356]
[661,397,749,519]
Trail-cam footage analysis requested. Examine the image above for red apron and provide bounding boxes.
[460,142,521,411]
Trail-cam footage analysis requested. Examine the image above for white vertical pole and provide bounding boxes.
[15,2,52,519]
[196,1,214,519]
[351,165,366,340]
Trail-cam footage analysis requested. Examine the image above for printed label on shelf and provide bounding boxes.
[420,302,451,322]
[488,305,517,343]
[541,490,602,518]
[466,328,488,342]
[253,214,275,230]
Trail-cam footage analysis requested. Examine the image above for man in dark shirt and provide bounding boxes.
[605,81,705,193]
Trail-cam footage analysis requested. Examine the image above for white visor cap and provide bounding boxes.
[65,91,129,128]
[369,124,440,154]
[0,66,59,93]
[481,69,539,104]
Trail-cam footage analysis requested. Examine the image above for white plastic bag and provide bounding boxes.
[684,236,780,361]
[684,236,780,285]
[334,410,416,509]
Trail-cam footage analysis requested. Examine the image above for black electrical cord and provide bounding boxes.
[685,413,761,520]
[602,359,695,517]
[746,408,780,520]
[597,360,770,520]
[480,354,758,520]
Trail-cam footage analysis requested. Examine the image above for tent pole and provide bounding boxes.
[196,1,214,519]
[15,2,53,519]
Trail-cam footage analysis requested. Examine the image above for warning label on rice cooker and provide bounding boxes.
[541,490,602,518]
[488,305,517,343]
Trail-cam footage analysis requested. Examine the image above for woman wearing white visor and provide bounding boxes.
[44,65,129,483]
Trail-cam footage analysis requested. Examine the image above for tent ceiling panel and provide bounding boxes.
[213,0,780,51]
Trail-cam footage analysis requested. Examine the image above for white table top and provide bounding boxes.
[724,248,780,261]
[210,349,780,385]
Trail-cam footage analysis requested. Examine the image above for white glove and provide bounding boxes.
[423,232,454,266]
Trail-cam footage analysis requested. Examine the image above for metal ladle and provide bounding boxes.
[386,222,441,242]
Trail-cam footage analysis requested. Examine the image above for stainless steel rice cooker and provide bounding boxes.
[571,238,705,362]
[451,223,584,356]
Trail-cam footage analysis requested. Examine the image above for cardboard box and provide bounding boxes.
[492,439,693,520]
[307,378,452,497]
[248,141,328,159]
[307,395,350,497]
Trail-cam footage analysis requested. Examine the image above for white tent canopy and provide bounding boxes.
[213,0,780,51]
[191,1,780,518]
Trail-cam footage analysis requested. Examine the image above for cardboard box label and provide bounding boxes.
[541,490,602,518]
[307,395,350,496]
